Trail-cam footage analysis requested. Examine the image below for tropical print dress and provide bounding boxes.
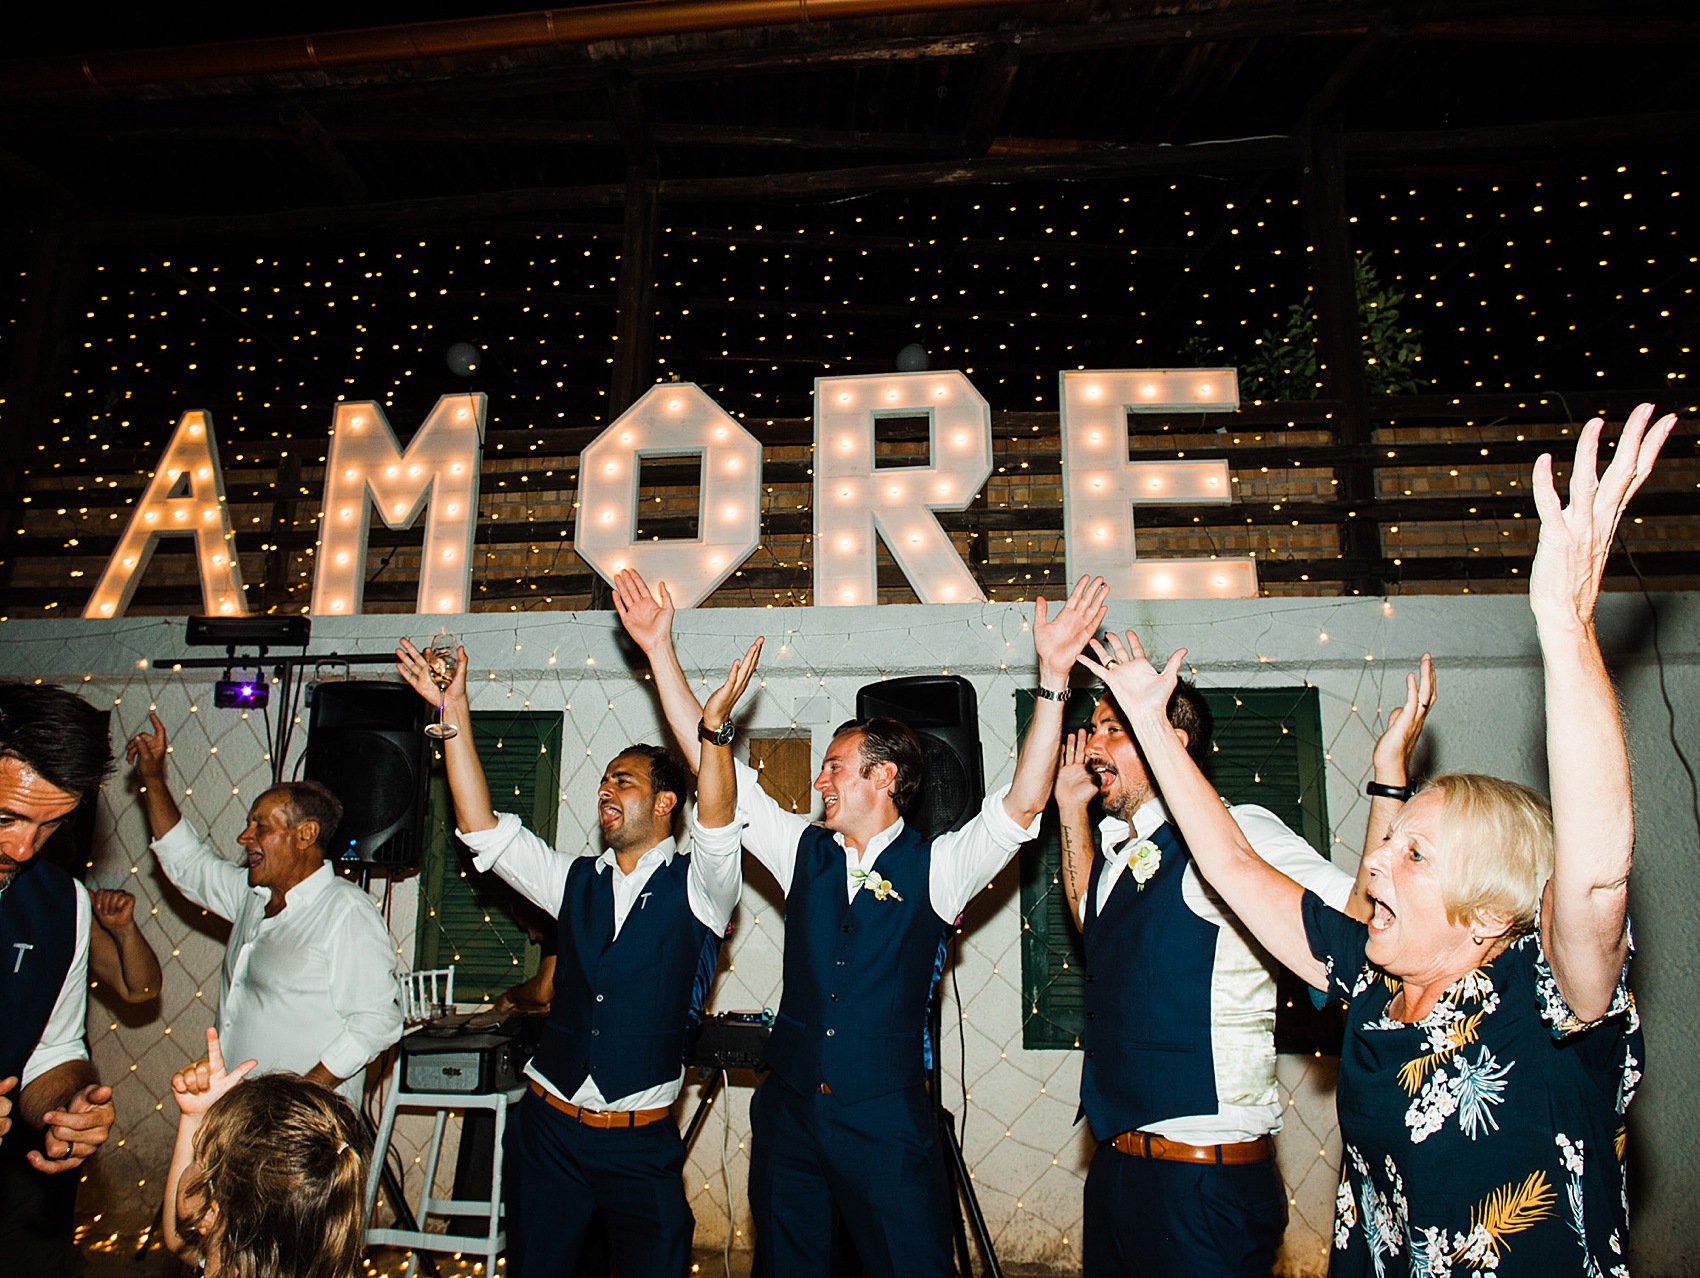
[1302,892,1642,1277]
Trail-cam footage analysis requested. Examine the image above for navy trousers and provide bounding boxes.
[1082,1139,1287,1278]
[506,1089,693,1278]
[749,1075,955,1278]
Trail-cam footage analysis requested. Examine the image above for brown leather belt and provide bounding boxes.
[1110,1131,1274,1165]
[528,1080,671,1129]
[817,1082,833,1094]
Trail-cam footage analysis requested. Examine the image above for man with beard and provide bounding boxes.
[0,683,118,1275]
[1054,680,1365,1278]
[396,636,759,1278]
[612,567,1109,1278]
[127,716,403,1110]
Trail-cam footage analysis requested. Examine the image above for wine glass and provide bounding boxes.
[421,633,460,740]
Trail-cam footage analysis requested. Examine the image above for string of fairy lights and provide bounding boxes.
[5,160,1692,618]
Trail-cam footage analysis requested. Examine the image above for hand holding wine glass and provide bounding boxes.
[395,633,466,740]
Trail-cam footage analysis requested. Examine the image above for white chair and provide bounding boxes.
[402,965,455,1024]
[365,964,522,1277]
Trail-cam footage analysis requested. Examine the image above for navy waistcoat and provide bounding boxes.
[764,823,948,1104]
[532,851,720,1102]
[0,862,80,1083]
[1078,821,1219,1138]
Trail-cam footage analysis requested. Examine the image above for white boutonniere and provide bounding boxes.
[849,866,904,902]
[1127,839,1162,889]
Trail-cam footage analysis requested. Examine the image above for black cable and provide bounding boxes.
[951,932,967,1149]
[1621,542,1700,844]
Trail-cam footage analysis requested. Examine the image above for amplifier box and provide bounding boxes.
[400,1029,522,1094]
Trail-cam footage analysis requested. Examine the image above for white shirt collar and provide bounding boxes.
[1096,795,1170,857]
[835,815,906,864]
[252,858,334,907]
[594,836,678,876]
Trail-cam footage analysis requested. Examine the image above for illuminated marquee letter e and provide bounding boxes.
[1059,369,1257,598]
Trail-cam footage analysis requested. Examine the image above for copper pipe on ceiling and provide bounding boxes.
[3,0,1042,96]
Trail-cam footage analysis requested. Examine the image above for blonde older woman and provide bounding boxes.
[1079,405,1673,1276]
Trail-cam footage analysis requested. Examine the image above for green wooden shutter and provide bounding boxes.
[415,710,564,1003]
[1018,685,1338,1052]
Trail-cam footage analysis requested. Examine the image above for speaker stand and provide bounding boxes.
[929,975,1003,1278]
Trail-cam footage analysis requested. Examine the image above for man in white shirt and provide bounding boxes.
[0,683,118,1276]
[126,714,403,1109]
[612,567,1109,1278]
[1055,680,1364,1278]
[395,636,758,1278]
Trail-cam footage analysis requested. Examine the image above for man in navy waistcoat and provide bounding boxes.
[1053,678,1365,1277]
[0,683,118,1275]
[397,635,761,1278]
[614,568,1110,1278]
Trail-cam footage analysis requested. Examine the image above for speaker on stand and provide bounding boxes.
[302,681,431,871]
[853,675,1001,1278]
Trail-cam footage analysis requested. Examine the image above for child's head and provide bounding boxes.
[177,1073,370,1278]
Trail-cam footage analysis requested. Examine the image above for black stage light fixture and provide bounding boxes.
[185,615,311,648]
[213,672,270,709]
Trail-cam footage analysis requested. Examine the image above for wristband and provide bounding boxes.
[698,718,736,747]
[1034,686,1072,702]
[1365,781,1413,802]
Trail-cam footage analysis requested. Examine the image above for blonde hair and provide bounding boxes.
[183,1074,369,1278]
[1424,772,1554,938]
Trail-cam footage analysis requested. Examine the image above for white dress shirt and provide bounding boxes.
[456,810,742,1112]
[1089,795,1356,1145]
[17,880,92,1087]
[151,818,404,1108]
[732,759,1040,922]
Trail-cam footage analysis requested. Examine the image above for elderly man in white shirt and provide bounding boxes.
[127,714,403,1108]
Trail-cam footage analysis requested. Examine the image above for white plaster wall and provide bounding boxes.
[3,592,1696,1275]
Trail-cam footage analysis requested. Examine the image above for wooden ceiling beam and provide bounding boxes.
[278,104,370,203]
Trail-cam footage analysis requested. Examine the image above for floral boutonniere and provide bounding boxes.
[1127,839,1162,890]
[849,866,904,902]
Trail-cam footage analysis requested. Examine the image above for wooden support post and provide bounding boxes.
[1303,114,1384,595]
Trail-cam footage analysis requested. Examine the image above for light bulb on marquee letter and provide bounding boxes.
[84,410,247,618]
[1058,369,1257,598]
[814,372,991,606]
[574,384,762,608]
[311,395,486,615]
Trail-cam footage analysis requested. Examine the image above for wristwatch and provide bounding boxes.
[1365,781,1413,802]
[1034,686,1073,702]
[698,718,736,747]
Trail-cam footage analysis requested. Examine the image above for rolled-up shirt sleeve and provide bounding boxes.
[21,884,92,1086]
[456,812,574,917]
[151,816,252,923]
[314,895,404,1081]
[686,807,744,937]
[930,784,1043,922]
[733,759,812,896]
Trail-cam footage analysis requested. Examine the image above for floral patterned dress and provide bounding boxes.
[1302,892,1642,1277]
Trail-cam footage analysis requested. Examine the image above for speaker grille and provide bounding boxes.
[913,737,973,839]
[311,732,416,838]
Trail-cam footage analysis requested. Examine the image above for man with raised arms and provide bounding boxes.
[396,634,761,1278]
[613,568,1108,1278]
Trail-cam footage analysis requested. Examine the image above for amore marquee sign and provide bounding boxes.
[85,367,1255,618]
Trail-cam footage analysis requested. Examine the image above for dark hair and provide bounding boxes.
[267,781,343,852]
[831,717,925,815]
[1096,677,1214,770]
[0,683,115,799]
[186,1073,369,1278]
[615,744,689,814]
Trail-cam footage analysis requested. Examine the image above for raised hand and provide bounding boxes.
[91,889,137,932]
[124,712,170,786]
[702,638,765,733]
[1373,654,1435,782]
[31,1083,116,1173]
[0,1075,14,1146]
[613,569,676,655]
[1530,403,1675,630]
[395,637,469,706]
[1054,729,1099,815]
[1076,629,1185,730]
[1033,575,1111,682]
[171,1027,258,1120]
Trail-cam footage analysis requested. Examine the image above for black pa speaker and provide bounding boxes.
[303,681,430,868]
[855,676,985,839]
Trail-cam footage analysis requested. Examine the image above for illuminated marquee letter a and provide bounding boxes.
[84,410,247,618]
[312,395,486,616]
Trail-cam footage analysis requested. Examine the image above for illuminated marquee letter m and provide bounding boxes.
[311,395,486,615]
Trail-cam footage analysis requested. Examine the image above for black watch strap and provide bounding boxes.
[1365,781,1413,802]
[698,718,736,747]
